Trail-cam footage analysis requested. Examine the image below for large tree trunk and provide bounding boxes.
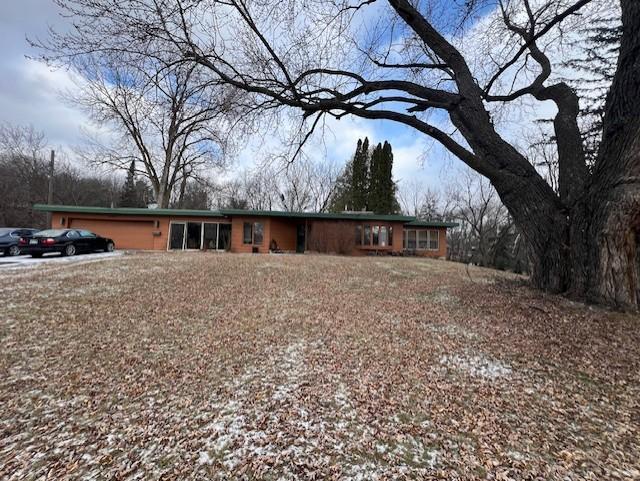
[576,0,640,309]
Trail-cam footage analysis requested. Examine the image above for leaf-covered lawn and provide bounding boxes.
[0,252,638,480]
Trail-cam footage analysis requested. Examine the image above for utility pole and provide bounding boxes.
[47,149,55,227]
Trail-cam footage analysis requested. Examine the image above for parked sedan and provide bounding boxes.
[0,228,39,256]
[20,229,115,257]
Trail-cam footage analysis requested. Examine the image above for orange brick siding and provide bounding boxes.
[50,212,450,256]
[230,217,271,253]
[269,218,298,252]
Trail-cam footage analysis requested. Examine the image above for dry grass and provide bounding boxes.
[0,252,638,480]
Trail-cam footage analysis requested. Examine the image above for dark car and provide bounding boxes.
[20,229,115,257]
[0,228,39,256]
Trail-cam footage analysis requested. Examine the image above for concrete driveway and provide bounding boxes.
[0,251,124,269]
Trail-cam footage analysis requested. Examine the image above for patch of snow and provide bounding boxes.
[440,353,512,379]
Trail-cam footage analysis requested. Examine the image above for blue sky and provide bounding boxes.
[0,0,470,191]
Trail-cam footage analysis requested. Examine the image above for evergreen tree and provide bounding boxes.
[368,142,383,213]
[351,137,369,211]
[120,159,142,207]
[367,141,399,214]
[562,14,621,162]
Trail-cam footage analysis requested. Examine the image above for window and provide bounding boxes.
[407,230,416,249]
[218,224,231,250]
[418,230,428,249]
[402,229,440,250]
[355,225,362,245]
[363,225,371,246]
[243,223,252,244]
[372,226,380,245]
[169,223,186,249]
[379,226,388,247]
[243,222,264,245]
[66,230,79,238]
[429,230,439,250]
[253,222,264,245]
[79,230,96,238]
[203,223,218,250]
[388,226,393,247]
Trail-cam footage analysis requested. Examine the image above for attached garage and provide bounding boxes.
[68,217,156,250]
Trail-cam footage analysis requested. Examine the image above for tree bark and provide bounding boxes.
[573,0,640,308]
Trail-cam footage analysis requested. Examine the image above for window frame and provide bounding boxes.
[243,222,253,244]
[252,222,264,245]
[167,221,231,251]
[402,228,440,251]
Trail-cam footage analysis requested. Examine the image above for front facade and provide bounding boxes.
[34,205,456,257]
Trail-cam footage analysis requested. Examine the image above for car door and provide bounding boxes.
[65,230,82,251]
[78,230,99,251]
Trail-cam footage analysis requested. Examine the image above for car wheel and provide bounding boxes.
[63,244,77,257]
[8,245,20,256]
[104,242,115,253]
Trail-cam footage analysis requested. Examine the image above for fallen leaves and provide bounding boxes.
[0,252,638,480]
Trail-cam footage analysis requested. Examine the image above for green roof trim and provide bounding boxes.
[218,208,414,222]
[33,204,226,218]
[33,204,456,227]
[405,220,459,228]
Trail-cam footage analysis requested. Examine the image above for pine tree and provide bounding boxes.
[351,137,369,211]
[120,160,137,207]
[368,142,383,213]
[367,141,399,214]
[562,14,621,161]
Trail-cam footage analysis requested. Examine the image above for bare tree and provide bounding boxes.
[446,168,512,267]
[63,54,237,208]
[0,123,124,227]
[43,0,640,308]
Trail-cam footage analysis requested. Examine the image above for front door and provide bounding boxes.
[296,224,305,253]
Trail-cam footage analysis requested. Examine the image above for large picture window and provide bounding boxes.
[357,224,394,247]
[403,228,440,251]
[169,221,230,251]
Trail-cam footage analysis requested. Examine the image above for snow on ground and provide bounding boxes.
[439,352,512,379]
[0,252,638,479]
[0,250,123,269]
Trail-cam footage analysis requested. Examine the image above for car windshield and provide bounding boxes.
[35,229,67,237]
[0,228,12,236]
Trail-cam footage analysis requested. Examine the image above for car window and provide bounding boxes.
[10,230,20,237]
[36,229,66,237]
[79,230,97,238]
[66,230,80,238]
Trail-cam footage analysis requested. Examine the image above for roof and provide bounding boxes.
[405,220,459,228]
[33,204,226,218]
[33,204,456,227]
[217,208,414,222]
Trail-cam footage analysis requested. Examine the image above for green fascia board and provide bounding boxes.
[405,220,459,228]
[33,204,226,218]
[218,208,415,222]
[34,204,454,225]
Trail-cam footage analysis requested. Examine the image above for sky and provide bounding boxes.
[0,0,454,191]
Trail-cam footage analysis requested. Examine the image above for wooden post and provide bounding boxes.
[46,150,55,227]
